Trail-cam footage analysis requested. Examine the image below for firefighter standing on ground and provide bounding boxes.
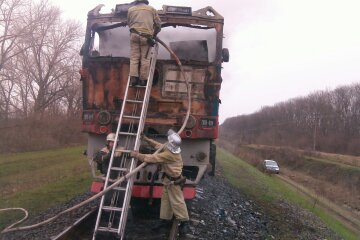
[130,130,190,234]
[127,0,161,86]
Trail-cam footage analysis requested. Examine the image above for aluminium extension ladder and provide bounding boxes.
[93,43,159,240]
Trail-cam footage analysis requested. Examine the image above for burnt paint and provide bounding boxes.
[84,60,217,115]
[85,61,128,110]
[82,6,225,138]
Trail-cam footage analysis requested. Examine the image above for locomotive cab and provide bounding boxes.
[81,4,226,199]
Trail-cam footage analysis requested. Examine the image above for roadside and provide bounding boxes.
[276,173,360,236]
[217,147,358,240]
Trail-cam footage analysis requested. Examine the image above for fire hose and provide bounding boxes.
[0,37,192,234]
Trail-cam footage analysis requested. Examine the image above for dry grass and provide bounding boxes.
[281,168,360,218]
[218,147,359,240]
[310,151,360,168]
[218,141,360,223]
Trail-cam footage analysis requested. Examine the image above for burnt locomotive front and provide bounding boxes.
[80,4,228,199]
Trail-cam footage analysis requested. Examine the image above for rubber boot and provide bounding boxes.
[130,76,139,86]
[151,219,172,231]
[179,221,190,235]
[138,79,147,86]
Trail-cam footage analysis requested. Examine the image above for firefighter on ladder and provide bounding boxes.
[92,133,123,176]
[130,129,190,235]
[127,0,161,86]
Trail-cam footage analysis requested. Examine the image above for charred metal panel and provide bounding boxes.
[82,4,224,141]
[85,61,129,110]
[161,64,213,99]
[115,2,136,16]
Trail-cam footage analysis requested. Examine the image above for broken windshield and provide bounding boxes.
[89,24,217,62]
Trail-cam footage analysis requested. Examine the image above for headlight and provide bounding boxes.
[196,151,207,162]
[185,115,197,129]
[97,110,111,125]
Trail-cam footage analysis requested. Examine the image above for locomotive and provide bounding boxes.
[80,2,229,200]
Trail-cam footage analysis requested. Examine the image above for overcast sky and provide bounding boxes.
[51,0,360,123]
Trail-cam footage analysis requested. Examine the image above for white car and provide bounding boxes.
[263,160,280,174]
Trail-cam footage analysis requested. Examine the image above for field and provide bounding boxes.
[0,146,92,229]
[217,147,359,240]
[220,143,360,213]
[217,142,360,239]
[1,145,359,239]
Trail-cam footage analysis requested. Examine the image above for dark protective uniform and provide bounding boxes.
[93,146,123,174]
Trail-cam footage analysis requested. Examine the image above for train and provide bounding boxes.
[80,2,228,200]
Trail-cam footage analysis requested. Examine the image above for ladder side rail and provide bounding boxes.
[104,76,132,189]
[104,81,134,207]
[93,73,132,240]
[118,157,137,239]
[140,44,159,126]
[118,44,159,237]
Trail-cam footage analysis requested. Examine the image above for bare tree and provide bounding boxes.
[220,83,360,155]
[14,0,82,115]
[0,69,15,120]
[0,0,34,72]
[0,0,85,152]
[62,58,82,118]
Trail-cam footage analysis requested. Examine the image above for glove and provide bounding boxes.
[147,37,156,47]
[141,133,150,141]
[130,151,139,158]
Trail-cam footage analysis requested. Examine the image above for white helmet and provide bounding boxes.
[106,133,116,142]
[167,129,181,154]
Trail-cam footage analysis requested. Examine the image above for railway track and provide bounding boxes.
[2,172,339,240]
[46,173,264,240]
[50,201,180,240]
[51,208,97,240]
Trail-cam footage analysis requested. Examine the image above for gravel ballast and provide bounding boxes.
[1,170,341,240]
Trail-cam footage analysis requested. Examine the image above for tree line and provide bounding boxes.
[0,0,84,152]
[220,83,360,156]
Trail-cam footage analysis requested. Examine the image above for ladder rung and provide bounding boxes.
[107,178,127,183]
[123,115,140,120]
[94,46,158,239]
[102,206,123,212]
[114,186,127,191]
[126,99,143,104]
[111,167,128,172]
[97,227,118,233]
[117,149,131,153]
[118,132,137,136]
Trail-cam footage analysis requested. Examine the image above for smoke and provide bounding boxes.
[95,24,131,57]
[92,24,217,62]
[158,26,216,61]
